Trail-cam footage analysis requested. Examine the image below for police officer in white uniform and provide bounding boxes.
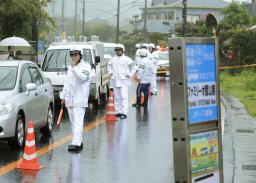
[107,44,137,119]
[148,43,159,95]
[60,47,92,152]
[136,48,153,107]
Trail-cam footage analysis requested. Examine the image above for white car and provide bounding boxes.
[0,60,54,148]
[41,42,110,107]
[157,50,169,77]
[103,43,117,58]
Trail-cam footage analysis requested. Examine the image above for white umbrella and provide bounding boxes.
[0,36,31,47]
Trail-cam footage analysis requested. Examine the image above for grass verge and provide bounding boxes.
[220,69,256,117]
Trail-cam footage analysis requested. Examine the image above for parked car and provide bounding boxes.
[0,60,54,148]
[157,49,169,77]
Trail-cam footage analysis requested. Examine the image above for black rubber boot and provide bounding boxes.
[142,96,148,107]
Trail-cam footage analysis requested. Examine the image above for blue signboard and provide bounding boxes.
[186,44,218,124]
[38,40,45,53]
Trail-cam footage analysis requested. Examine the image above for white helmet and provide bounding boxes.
[141,43,148,49]
[70,47,83,56]
[115,44,125,51]
[148,43,155,49]
[135,43,141,49]
[139,48,148,57]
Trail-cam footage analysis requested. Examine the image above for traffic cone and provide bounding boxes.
[140,93,144,105]
[105,91,117,122]
[16,121,44,170]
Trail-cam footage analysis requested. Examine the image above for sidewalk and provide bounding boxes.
[222,93,256,183]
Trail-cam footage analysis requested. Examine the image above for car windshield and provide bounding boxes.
[104,47,115,57]
[41,49,70,71]
[0,66,18,90]
[158,52,169,60]
[41,49,93,71]
[83,49,93,65]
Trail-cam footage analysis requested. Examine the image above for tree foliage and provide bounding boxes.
[217,3,255,66]
[218,2,253,33]
[0,0,55,40]
[174,20,213,37]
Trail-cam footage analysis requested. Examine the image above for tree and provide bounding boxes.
[174,20,213,37]
[218,2,253,33]
[0,0,54,40]
[217,3,255,66]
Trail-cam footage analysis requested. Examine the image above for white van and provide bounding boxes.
[41,42,110,106]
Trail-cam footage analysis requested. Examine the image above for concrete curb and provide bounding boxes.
[221,93,256,182]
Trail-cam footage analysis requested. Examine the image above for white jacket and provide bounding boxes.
[137,57,153,84]
[108,54,137,87]
[151,51,159,74]
[60,59,92,107]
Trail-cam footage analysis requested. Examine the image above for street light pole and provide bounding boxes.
[143,0,147,42]
[133,14,139,32]
[74,0,78,37]
[182,0,187,37]
[116,0,120,43]
[61,0,64,32]
[83,0,85,36]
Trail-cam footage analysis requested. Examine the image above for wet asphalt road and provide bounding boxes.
[0,79,174,183]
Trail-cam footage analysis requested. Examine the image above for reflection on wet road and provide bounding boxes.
[0,79,174,183]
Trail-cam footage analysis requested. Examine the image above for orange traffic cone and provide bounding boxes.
[140,93,144,105]
[16,121,44,170]
[105,91,117,122]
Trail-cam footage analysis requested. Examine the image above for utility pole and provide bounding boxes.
[74,0,78,37]
[133,15,139,32]
[182,0,187,37]
[52,0,55,18]
[83,0,85,36]
[143,0,147,42]
[61,0,64,32]
[116,0,120,43]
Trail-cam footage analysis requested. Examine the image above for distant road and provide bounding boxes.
[0,53,8,61]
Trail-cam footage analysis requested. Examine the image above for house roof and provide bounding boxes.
[151,0,229,9]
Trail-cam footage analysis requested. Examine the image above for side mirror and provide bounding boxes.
[26,83,37,91]
[95,56,100,64]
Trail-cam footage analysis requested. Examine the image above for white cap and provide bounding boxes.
[115,44,125,51]
[135,43,141,49]
[139,48,148,57]
[148,43,155,49]
[70,47,83,56]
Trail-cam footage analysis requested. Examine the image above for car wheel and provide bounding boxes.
[40,106,53,136]
[8,114,25,149]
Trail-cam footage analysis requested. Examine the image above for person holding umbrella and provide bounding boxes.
[0,36,30,60]
[7,46,15,60]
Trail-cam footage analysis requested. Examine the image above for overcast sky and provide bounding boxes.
[45,0,251,25]
[46,0,145,25]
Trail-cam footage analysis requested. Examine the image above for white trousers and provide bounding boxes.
[67,107,86,146]
[113,86,129,115]
[151,73,157,93]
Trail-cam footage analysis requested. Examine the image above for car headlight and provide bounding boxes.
[0,103,14,115]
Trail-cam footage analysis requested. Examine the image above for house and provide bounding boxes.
[137,0,229,34]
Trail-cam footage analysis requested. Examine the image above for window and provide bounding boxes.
[42,49,70,71]
[83,49,93,65]
[187,15,200,23]
[20,68,32,92]
[29,67,42,86]
[56,49,70,69]
[0,66,17,90]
